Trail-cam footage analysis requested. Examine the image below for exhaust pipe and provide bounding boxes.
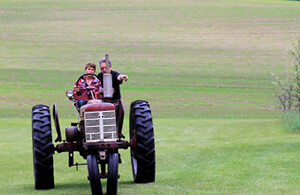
[103,54,114,98]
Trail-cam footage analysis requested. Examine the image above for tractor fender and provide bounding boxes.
[53,104,62,142]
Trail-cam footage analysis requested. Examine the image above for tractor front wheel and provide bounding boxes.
[87,154,102,195]
[106,152,119,195]
[32,104,54,189]
[130,100,155,183]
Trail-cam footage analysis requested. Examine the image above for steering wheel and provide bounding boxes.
[74,73,102,100]
[75,73,101,87]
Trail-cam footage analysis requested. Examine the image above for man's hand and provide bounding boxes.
[118,74,128,82]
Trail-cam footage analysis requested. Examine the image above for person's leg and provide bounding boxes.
[115,100,125,139]
[80,104,87,120]
[77,100,87,120]
[77,100,87,109]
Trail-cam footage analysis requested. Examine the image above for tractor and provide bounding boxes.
[31,55,155,194]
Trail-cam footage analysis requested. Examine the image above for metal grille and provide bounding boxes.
[84,110,117,142]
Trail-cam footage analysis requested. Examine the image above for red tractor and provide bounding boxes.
[31,60,155,194]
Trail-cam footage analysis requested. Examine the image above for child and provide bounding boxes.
[73,62,102,109]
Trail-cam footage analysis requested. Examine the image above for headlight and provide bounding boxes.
[66,89,73,98]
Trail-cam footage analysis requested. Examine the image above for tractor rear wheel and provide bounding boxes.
[87,154,102,195]
[106,152,119,195]
[130,100,155,183]
[32,104,54,189]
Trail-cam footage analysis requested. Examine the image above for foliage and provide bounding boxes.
[273,27,300,113]
[289,27,300,112]
[273,74,294,113]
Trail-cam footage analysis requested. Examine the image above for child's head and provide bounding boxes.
[85,62,96,71]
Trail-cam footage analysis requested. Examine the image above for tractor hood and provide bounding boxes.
[85,101,115,112]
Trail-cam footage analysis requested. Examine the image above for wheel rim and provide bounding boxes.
[130,119,138,180]
[131,156,137,177]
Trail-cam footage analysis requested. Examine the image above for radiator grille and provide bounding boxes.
[84,110,117,142]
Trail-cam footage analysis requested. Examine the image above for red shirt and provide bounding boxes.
[73,76,102,99]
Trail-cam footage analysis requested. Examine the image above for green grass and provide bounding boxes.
[0,118,299,194]
[1,0,300,194]
[1,0,300,119]
[282,111,300,133]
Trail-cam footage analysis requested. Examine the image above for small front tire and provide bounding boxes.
[87,154,102,195]
[106,152,119,195]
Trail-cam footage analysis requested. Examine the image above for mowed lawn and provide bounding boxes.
[0,118,299,194]
[0,0,300,194]
[1,0,300,119]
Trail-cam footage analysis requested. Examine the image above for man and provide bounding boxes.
[98,58,128,138]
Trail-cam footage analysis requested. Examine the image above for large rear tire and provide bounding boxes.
[106,152,119,195]
[32,104,54,189]
[130,100,155,183]
[87,154,102,195]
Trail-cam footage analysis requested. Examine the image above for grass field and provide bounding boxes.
[1,0,300,194]
[0,118,299,194]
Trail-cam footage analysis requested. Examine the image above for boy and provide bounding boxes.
[73,62,102,109]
